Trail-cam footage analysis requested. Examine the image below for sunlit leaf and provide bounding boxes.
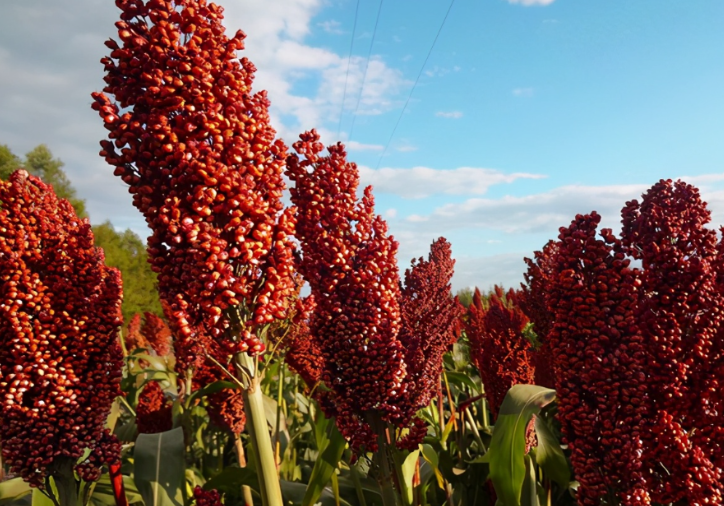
[302,419,347,506]
[134,427,185,506]
[0,478,31,505]
[534,415,569,490]
[486,385,556,506]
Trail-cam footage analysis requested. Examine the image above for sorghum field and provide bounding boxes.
[1,1,722,506]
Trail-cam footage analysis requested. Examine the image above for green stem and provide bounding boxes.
[369,415,400,506]
[234,436,256,506]
[51,457,77,506]
[349,457,368,506]
[274,363,285,471]
[464,409,486,453]
[236,352,283,506]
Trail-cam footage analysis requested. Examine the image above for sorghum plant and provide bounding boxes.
[619,180,724,504]
[286,130,460,505]
[542,180,724,505]
[520,240,557,389]
[92,0,296,349]
[0,170,123,503]
[139,312,172,357]
[465,286,534,419]
[547,212,649,505]
[393,237,463,444]
[124,313,149,353]
[93,1,297,503]
[286,130,405,453]
[135,381,173,434]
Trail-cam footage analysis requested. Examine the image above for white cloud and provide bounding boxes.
[436,111,463,119]
[512,87,534,97]
[346,140,384,151]
[452,254,528,292]
[385,208,398,218]
[677,172,724,184]
[318,20,343,34]
[406,183,648,234]
[389,179,724,290]
[358,166,546,198]
[396,144,418,152]
[507,0,556,6]
[0,0,410,233]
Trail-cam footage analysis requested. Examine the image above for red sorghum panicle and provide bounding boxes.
[124,313,149,352]
[520,240,558,389]
[141,312,172,356]
[390,238,462,445]
[193,486,223,506]
[619,180,724,504]
[135,381,173,434]
[284,300,324,388]
[465,286,534,419]
[286,130,406,450]
[547,212,650,505]
[0,170,123,487]
[92,0,296,353]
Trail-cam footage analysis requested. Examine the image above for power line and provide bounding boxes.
[347,0,385,142]
[336,0,361,140]
[375,0,456,169]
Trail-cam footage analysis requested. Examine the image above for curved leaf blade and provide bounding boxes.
[302,420,347,506]
[533,416,570,490]
[487,385,555,506]
[0,478,31,506]
[134,427,185,506]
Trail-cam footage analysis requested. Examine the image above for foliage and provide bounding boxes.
[93,222,162,322]
[0,144,22,181]
[455,287,473,309]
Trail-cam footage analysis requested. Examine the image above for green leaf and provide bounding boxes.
[130,353,170,372]
[399,450,420,506]
[520,455,540,506]
[444,371,481,393]
[92,475,143,506]
[203,467,259,495]
[186,380,238,406]
[302,420,347,506]
[0,478,31,505]
[533,416,570,490]
[420,444,445,490]
[486,385,556,506]
[115,420,138,443]
[31,489,55,506]
[133,427,185,506]
[105,398,122,432]
[281,481,353,506]
[440,416,455,445]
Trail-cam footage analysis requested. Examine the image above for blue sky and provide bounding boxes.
[1,0,724,290]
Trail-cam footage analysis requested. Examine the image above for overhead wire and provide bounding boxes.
[336,0,361,140]
[347,0,385,142]
[375,0,457,169]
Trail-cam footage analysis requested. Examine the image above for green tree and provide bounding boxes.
[24,144,87,217]
[456,286,474,308]
[93,221,162,322]
[0,144,22,181]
